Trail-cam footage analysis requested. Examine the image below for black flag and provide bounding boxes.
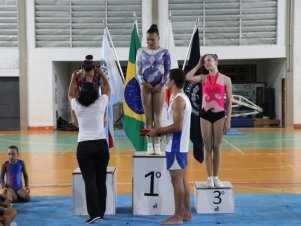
[184,28,205,164]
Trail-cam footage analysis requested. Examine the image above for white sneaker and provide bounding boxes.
[154,144,162,155]
[213,178,223,188]
[146,143,154,155]
[206,179,214,188]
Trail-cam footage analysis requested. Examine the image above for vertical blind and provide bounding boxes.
[169,0,277,46]
[0,0,18,47]
[35,0,142,47]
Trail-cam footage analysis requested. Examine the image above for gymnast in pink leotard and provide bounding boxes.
[186,54,232,188]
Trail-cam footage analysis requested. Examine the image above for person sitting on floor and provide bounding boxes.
[0,146,30,202]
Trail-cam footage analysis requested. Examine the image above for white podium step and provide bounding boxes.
[72,167,116,215]
[194,181,235,214]
[132,152,175,215]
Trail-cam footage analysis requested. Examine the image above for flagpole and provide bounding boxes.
[168,10,172,21]
[105,26,125,83]
[105,0,107,26]
[182,17,200,71]
[133,11,139,37]
[168,10,172,35]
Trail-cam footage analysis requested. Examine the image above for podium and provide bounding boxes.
[132,152,174,215]
[72,167,116,215]
[194,181,235,214]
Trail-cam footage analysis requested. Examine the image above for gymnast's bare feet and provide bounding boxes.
[183,212,192,221]
[160,216,183,225]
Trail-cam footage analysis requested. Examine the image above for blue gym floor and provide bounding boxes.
[13,194,301,226]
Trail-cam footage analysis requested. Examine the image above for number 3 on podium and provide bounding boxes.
[213,190,225,204]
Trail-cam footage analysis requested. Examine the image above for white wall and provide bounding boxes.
[0,48,19,77]
[293,0,301,124]
[25,0,287,127]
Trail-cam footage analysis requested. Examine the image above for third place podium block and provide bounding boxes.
[194,181,235,214]
[73,167,116,215]
[132,152,175,215]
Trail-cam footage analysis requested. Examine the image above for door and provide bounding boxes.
[0,77,20,130]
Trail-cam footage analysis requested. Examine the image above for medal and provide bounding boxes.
[208,72,219,95]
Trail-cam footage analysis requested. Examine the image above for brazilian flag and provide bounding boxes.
[123,22,146,151]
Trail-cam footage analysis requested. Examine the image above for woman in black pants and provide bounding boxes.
[68,56,111,224]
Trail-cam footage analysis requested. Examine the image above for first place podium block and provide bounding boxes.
[194,181,235,214]
[73,167,116,215]
[133,152,175,215]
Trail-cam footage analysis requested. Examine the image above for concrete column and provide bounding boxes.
[286,0,294,127]
[17,0,28,130]
[142,0,152,46]
[158,0,169,46]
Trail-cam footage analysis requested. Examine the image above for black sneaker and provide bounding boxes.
[86,216,101,224]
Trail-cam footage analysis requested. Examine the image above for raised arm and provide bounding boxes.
[96,68,111,98]
[185,58,203,83]
[68,71,79,102]
[68,71,79,127]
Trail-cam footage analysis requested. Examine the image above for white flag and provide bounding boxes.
[162,20,178,127]
[101,28,123,105]
[164,20,178,69]
[101,28,124,148]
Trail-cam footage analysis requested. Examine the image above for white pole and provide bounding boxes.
[182,18,200,71]
[142,0,152,46]
[105,26,125,83]
[158,0,168,46]
[105,0,108,26]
